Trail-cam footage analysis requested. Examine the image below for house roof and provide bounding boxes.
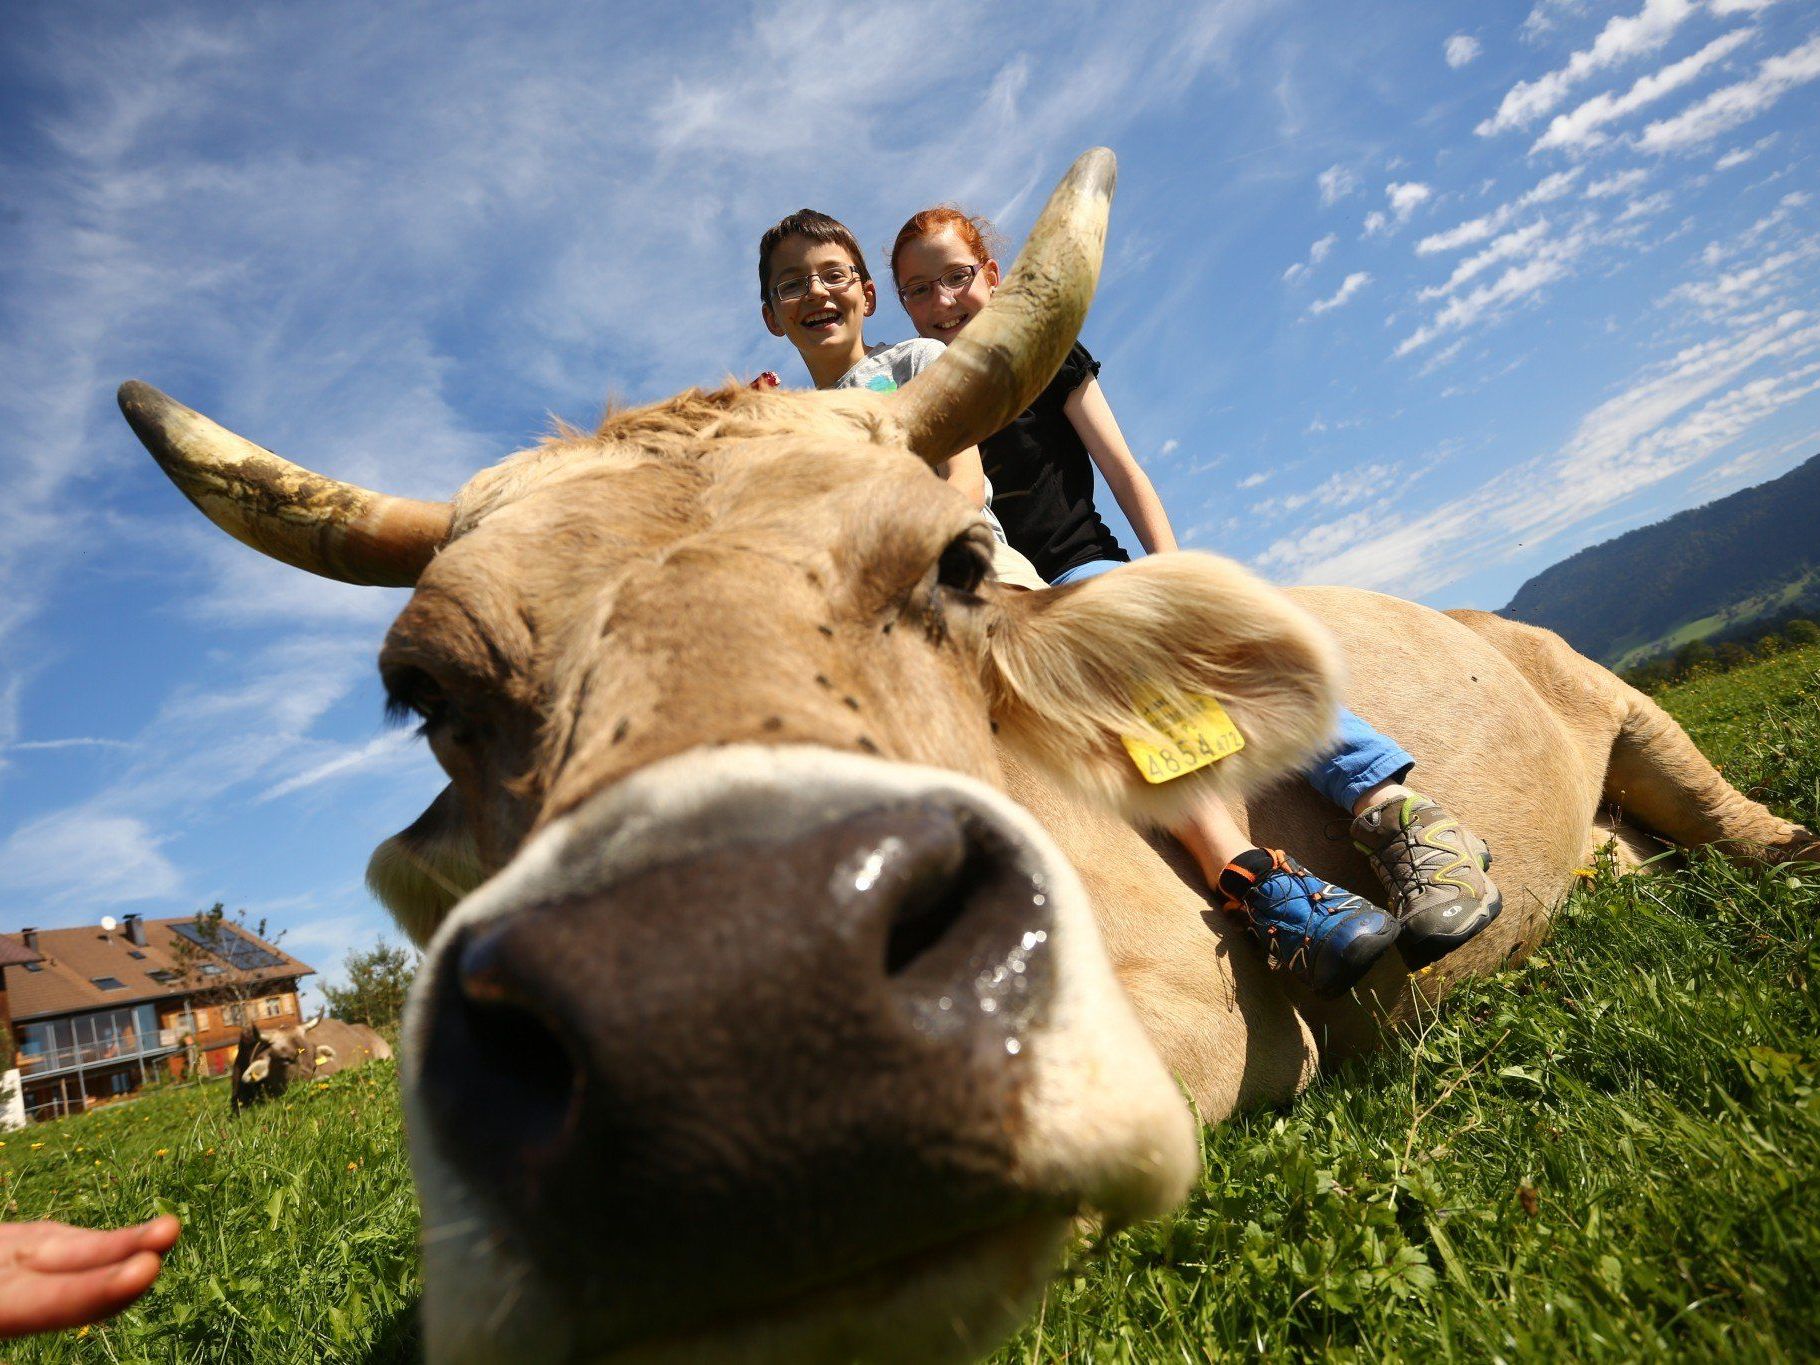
[0,936,43,968]
[0,919,313,1022]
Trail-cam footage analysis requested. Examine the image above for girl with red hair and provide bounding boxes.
[889,208,1501,995]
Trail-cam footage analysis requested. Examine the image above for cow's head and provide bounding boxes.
[123,151,1344,1362]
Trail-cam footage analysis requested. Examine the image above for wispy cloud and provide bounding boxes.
[1420,220,1554,298]
[1309,271,1373,314]
[1446,34,1483,69]
[1715,130,1780,168]
[1318,164,1360,206]
[1272,309,1820,592]
[1585,167,1652,197]
[1417,168,1582,253]
[1283,232,1339,282]
[1480,0,1699,137]
[1398,228,1588,354]
[1636,32,1820,153]
[1530,26,1757,154]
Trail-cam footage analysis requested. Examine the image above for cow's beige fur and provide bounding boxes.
[363,383,1815,1126]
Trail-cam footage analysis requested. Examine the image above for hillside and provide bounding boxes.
[1502,452,1820,665]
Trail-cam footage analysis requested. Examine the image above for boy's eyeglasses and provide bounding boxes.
[771,266,863,304]
[897,264,981,305]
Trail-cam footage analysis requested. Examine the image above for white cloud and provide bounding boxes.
[1237,471,1269,489]
[1388,181,1434,220]
[1636,32,1820,153]
[1420,220,1553,298]
[1479,0,1699,137]
[1715,130,1780,168]
[1272,310,1820,593]
[1282,232,1338,282]
[1530,26,1757,154]
[1416,168,1581,253]
[1585,167,1651,197]
[1398,229,1587,354]
[0,812,184,909]
[1663,241,1819,318]
[1615,189,1674,221]
[1446,34,1483,69]
[1309,271,1372,314]
[257,730,419,803]
[1158,438,1180,457]
[1522,0,1591,42]
[1709,0,1789,11]
[1318,164,1359,206]
[1364,182,1433,238]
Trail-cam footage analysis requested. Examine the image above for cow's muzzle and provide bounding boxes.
[404,746,1196,1363]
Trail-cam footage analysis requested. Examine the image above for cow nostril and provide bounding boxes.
[883,816,1001,976]
[422,930,582,1175]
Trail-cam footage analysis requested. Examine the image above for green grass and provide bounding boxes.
[6,647,1818,1361]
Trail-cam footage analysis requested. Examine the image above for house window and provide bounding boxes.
[199,964,225,976]
[91,977,127,991]
[110,1072,132,1095]
[192,1008,210,1030]
[221,1004,245,1026]
[146,969,179,985]
[127,950,147,960]
[22,961,42,972]
[262,997,285,1018]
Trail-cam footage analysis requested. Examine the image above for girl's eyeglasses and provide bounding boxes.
[771,266,864,304]
[897,264,981,305]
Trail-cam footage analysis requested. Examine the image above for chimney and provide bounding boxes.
[124,913,148,947]
[21,927,38,952]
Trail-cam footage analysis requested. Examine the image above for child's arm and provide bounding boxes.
[935,445,988,510]
[1062,378,1179,554]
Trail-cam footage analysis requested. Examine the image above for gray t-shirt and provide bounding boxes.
[835,340,1006,543]
[833,338,945,394]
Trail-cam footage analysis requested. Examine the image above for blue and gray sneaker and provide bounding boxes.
[1217,847,1401,997]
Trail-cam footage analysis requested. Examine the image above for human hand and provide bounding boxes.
[749,371,781,391]
[0,1215,180,1339]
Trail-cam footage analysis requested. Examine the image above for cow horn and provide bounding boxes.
[894,147,1116,465]
[117,381,451,587]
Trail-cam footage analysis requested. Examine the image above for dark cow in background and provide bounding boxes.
[230,1015,393,1112]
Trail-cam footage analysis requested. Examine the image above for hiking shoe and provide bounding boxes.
[1352,793,1502,969]
[1216,848,1401,997]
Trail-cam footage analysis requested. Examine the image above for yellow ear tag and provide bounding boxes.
[1121,688,1246,784]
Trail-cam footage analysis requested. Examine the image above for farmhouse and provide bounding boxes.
[0,915,313,1121]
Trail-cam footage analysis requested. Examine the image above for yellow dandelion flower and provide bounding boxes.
[346,1161,358,1171]
[30,1142,43,1150]
[155,1148,169,1157]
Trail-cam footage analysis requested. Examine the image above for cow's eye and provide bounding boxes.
[936,530,993,596]
[383,666,450,734]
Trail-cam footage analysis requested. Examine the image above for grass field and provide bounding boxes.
[5,647,1817,1362]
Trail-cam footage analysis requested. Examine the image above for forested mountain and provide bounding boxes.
[1501,453,1820,665]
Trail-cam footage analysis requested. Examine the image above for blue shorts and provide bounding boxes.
[1047,557,1412,810]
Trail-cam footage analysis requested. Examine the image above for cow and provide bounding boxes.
[230,1015,393,1112]
[120,148,1813,1362]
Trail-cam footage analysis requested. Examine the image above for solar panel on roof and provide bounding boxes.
[169,922,285,972]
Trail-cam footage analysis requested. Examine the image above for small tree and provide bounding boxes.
[1784,618,1820,647]
[321,939,418,1032]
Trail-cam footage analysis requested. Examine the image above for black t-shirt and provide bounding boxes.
[980,341,1130,584]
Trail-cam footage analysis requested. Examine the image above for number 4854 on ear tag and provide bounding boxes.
[1121,687,1246,784]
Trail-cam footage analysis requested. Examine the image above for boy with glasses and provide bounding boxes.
[756,208,1044,588]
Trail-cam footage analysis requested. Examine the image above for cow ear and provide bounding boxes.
[242,1057,271,1083]
[983,554,1344,827]
[315,1045,338,1066]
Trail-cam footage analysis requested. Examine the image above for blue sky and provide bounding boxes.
[3,0,1817,1001]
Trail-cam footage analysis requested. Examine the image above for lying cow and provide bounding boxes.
[230,1016,392,1112]
[124,148,1813,1362]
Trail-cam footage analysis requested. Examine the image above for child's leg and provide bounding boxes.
[1307,709,1502,968]
[1171,794,1398,998]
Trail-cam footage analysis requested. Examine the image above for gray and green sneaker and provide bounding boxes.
[1351,793,1501,969]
